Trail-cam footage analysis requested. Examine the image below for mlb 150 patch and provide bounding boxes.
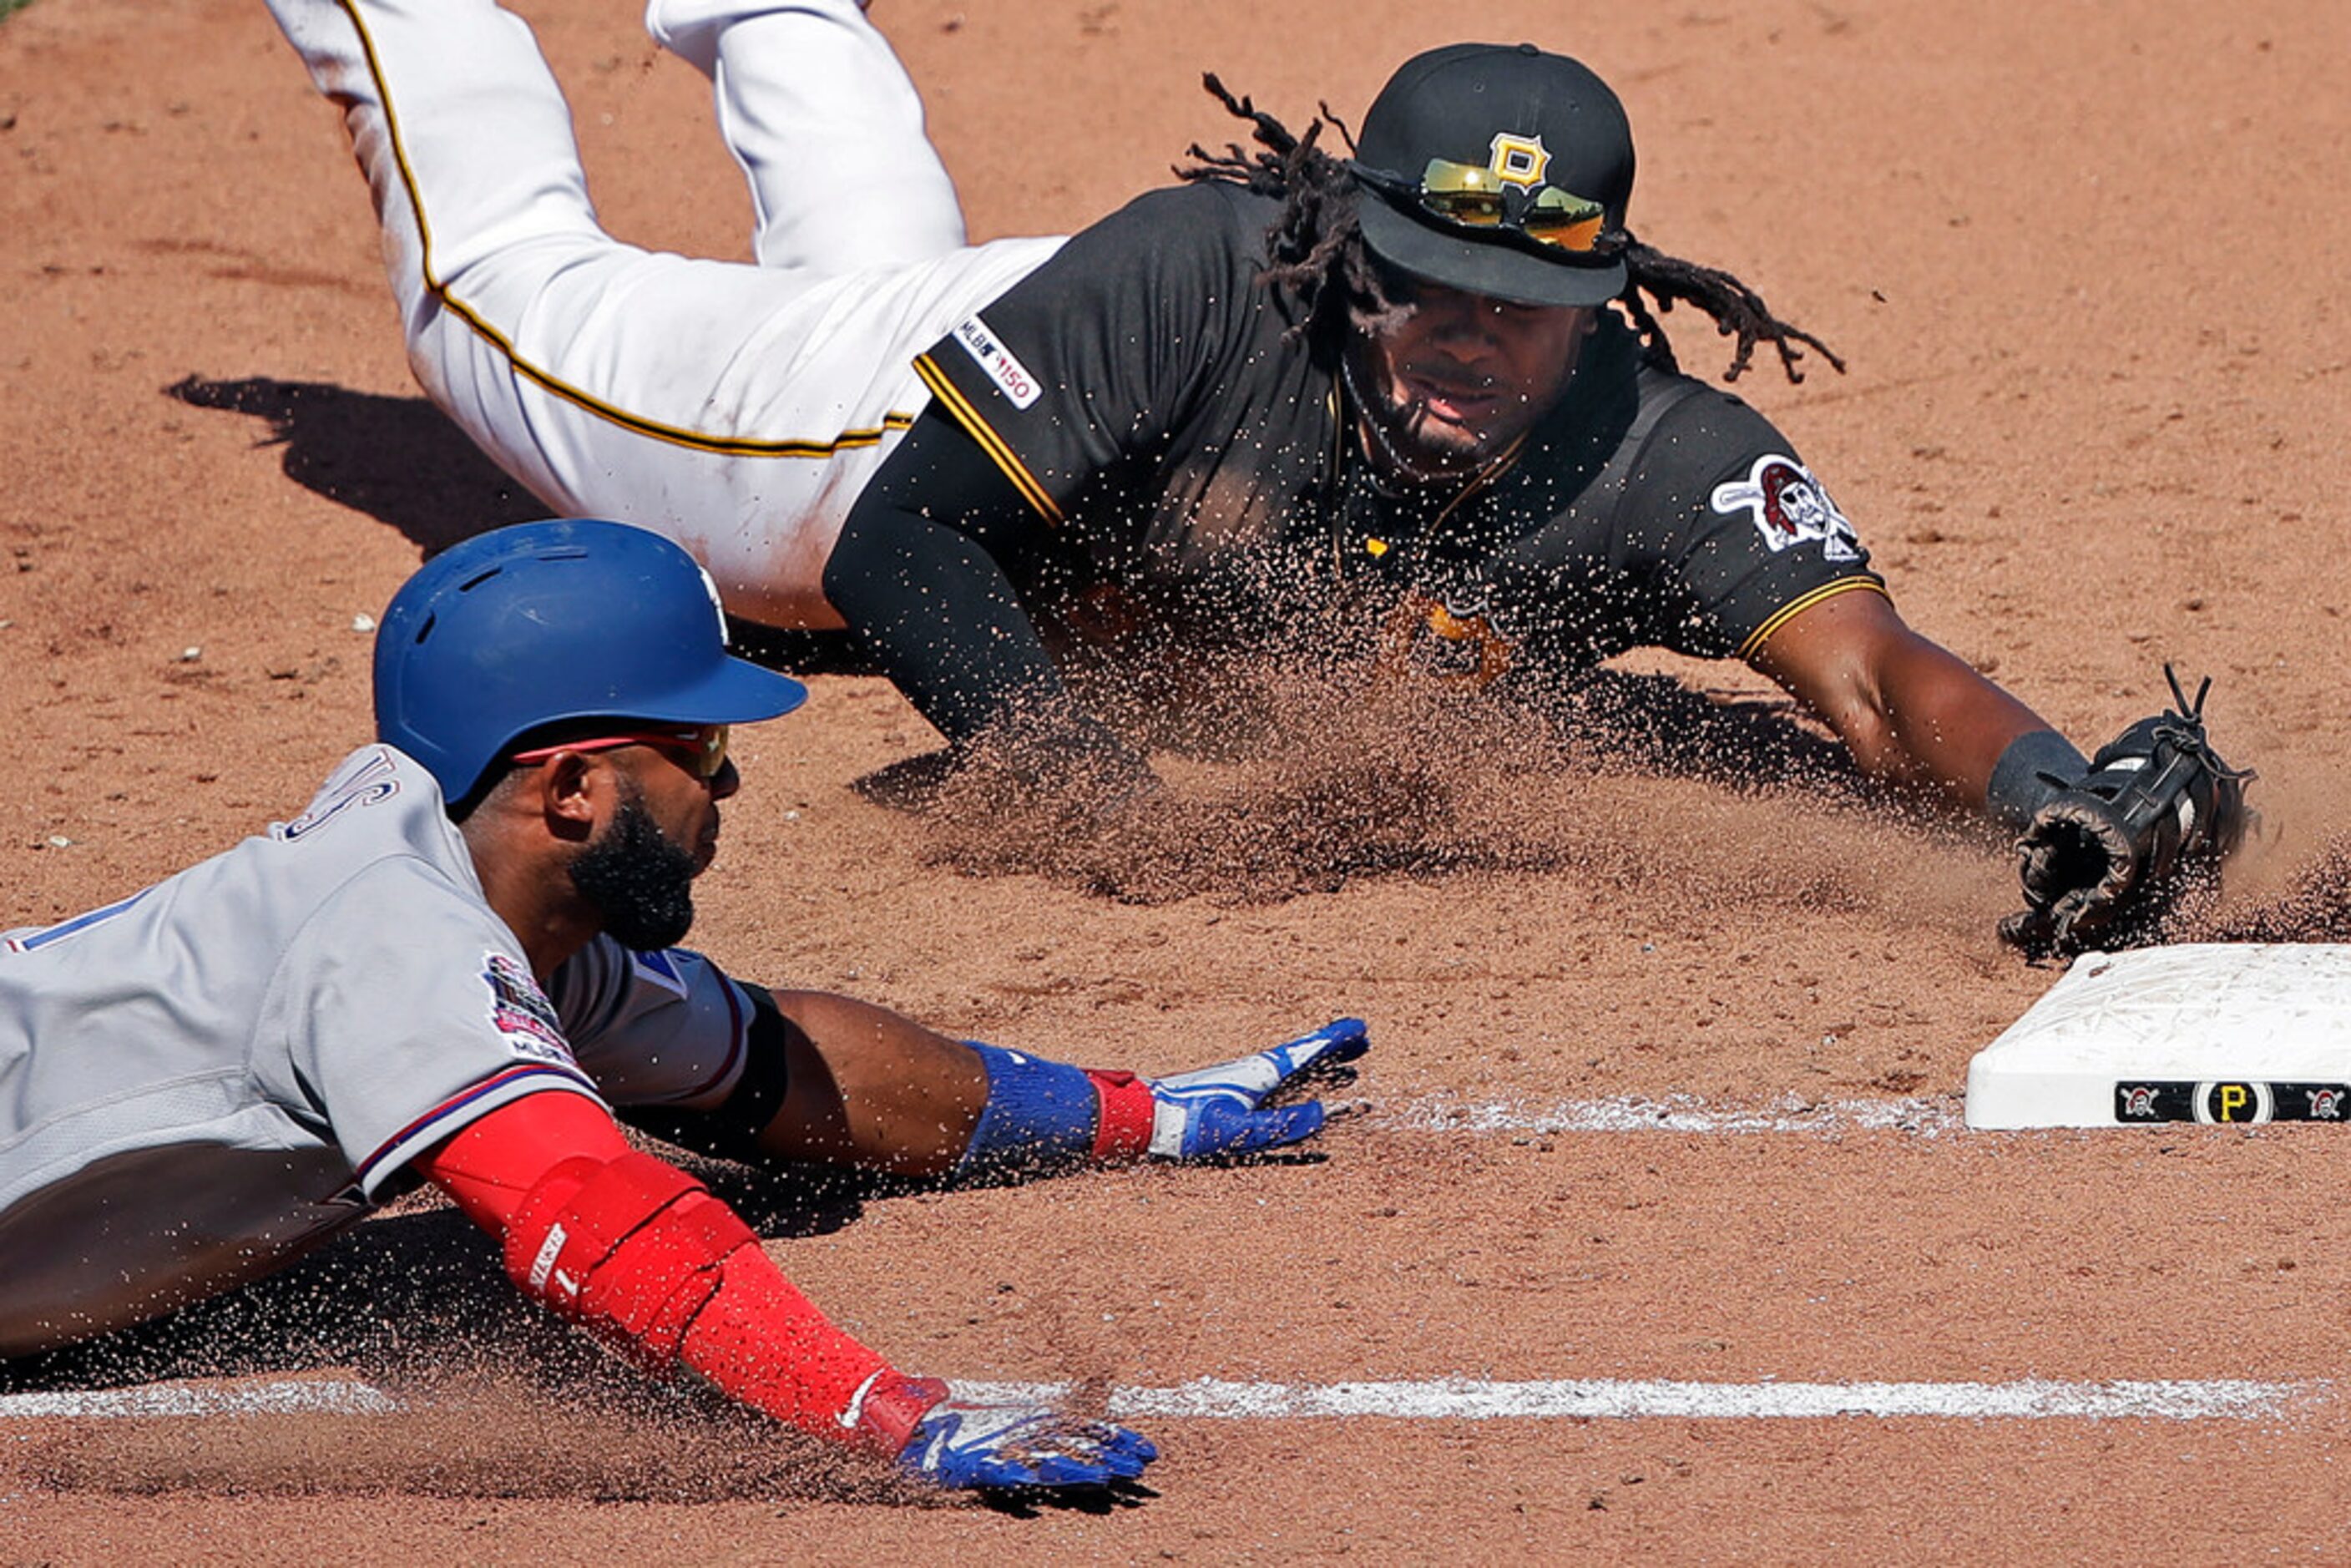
[484,951,576,1065]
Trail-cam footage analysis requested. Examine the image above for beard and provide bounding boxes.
[1347,357,1508,483]
[569,794,701,952]
[1385,397,1490,466]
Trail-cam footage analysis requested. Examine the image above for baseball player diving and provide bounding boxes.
[264,0,2248,957]
[0,518,1374,1494]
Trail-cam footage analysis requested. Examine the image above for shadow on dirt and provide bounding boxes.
[857,668,1867,810]
[168,375,545,556]
[0,1186,943,1505]
[0,1151,888,1397]
[0,1206,541,1393]
[0,1154,1120,1508]
[165,374,883,674]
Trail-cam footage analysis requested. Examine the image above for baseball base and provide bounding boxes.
[1965,943,2351,1129]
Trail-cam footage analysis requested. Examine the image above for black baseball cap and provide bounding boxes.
[1353,43,1636,309]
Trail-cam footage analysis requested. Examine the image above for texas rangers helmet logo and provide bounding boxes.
[1489,133,1549,190]
[1711,454,1863,564]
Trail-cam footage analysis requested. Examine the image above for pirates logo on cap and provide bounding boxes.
[1489,132,1550,189]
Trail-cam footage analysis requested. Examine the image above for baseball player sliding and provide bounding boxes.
[265,0,2247,955]
[0,519,1371,1493]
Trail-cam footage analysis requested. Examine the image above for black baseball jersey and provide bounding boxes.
[870,179,1881,728]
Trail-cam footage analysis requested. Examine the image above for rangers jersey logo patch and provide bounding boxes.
[951,315,1042,410]
[278,750,400,842]
[1711,454,1863,563]
[483,952,575,1065]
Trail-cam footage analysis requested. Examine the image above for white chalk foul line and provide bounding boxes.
[950,1377,2313,1423]
[5,1376,2301,1424]
[1382,1093,1963,1138]
[4,1373,2294,1419]
[0,1379,401,1419]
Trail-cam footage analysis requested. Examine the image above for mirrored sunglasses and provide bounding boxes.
[508,723,731,781]
[1357,158,1610,255]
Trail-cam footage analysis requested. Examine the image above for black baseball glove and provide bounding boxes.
[1999,668,2255,961]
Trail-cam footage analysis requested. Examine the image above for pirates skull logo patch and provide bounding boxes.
[1711,454,1863,564]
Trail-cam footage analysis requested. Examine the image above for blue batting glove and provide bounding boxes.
[898,1394,1158,1491]
[1146,1017,1369,1160]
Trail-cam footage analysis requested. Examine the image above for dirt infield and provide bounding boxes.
[5,0,2351,1560]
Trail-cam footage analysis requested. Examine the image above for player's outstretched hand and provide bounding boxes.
[897,1388,1157,1491]
[1145,1017,1369,1160]
[1999,669,2253,961]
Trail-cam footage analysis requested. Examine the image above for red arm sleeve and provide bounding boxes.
[420,1088,633,1231]
[415,1092,935,1455]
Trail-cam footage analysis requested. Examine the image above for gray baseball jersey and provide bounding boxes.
[0,746,761,1358]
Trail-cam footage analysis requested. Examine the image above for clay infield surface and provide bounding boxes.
[5,0,2351,1560]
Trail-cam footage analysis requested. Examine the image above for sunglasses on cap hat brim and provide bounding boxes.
[1352,158,1620,260]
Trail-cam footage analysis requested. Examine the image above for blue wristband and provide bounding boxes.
[957,1043,1100,1178]
[1985,729,2090,832]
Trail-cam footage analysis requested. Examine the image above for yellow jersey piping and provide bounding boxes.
[911,353,1064,524]
[346,0,909,461]
[1738,576,1889,660]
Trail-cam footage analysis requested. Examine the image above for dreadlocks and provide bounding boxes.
[1176,77,1402,357]
[1612,240,1846,382]
[1176,74,1844,384]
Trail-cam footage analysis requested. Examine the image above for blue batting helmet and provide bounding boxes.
[372,519,807,804]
